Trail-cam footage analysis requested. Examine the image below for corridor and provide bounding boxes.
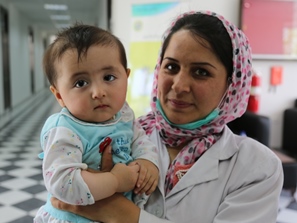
[0,89,296,223]
[0,89,58,222]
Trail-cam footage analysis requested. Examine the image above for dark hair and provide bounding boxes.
[43,23,127,86]
[160,13,233,79]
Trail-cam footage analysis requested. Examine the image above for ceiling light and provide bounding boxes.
[50,15,71,20]
[44,4,68,10]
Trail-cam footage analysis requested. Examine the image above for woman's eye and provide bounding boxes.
[194,68,209,77]
[74,80,88,88]
[104,74,116,82]
[165,63,179,72]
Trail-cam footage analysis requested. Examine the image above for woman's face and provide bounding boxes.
[158,29,229,124]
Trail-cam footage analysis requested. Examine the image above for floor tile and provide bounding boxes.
[8,167,41,178]
[0,178,37,190]
[0,190,33,205]
[0,206,27,223]
[13,198,45,212]
[277,208,297,223]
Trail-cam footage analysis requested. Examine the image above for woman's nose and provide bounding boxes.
[171,72,191,93]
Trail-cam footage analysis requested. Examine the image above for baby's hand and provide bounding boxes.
[110,163,139,193]
[129,159,159,195]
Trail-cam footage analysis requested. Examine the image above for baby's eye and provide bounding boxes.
[104,74,116,82]
[74,80,88,88]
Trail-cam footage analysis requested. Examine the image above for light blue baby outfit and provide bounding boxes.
[34,103,158,223]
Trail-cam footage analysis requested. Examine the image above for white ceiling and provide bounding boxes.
[6,0,105,34]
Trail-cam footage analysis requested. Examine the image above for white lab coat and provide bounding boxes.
[139,127,284,223]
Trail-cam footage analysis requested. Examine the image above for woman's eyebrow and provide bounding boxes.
[163,57,216,69]
[192,62,217,69]
[163,57,178,62]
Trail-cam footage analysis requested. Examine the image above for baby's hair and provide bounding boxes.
[43,23,127,86]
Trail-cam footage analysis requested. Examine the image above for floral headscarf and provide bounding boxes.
[137,11,252,194]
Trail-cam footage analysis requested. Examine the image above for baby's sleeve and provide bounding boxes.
[130,122,159,168]
[41,126,95,205]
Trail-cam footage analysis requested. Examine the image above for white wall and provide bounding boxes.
[33,27,46,92]
[111,0,240,57]
[0,2,47,113]
[9,4,31,107]
[98,0,109,30]
[111,0,295,149]
[253,60,297,149]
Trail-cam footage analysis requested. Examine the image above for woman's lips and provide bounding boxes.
[168,99,192,108]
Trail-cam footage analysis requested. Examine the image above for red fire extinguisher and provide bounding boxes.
[247,73,261,113]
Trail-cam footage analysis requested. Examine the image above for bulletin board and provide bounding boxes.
[241,0,297,58]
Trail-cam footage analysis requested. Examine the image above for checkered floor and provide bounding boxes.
[0,89,296,223]
[0,89,59,223]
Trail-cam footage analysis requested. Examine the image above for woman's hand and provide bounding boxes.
[99,143,114,172]
[51,193,140,223]
[130,159,159,195]
[87,143,114,173]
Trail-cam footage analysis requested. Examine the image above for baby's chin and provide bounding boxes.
[87,115,116,124]
[73,111,115,123]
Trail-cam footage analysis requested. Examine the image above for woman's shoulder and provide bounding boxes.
[216,127,282,179]
[223,126,279,160]
[234,132,281,165]
[223,128,282,181]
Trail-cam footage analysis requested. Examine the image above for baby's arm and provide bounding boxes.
[43,127,139,205]
[81,162,139,200]
[42,127,91,205]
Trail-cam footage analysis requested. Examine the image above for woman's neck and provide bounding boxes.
[167,143,187,162]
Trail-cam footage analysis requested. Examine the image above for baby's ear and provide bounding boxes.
[50,85,65,107]
[126,68,131,78]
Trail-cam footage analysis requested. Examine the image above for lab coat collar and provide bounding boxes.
[167,126,239,197]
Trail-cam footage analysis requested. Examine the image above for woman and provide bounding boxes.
[52,10,283,223]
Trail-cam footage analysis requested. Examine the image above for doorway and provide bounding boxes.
[28,27,35,94]
[0,6,11,110]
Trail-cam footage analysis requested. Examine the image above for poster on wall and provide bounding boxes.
[127,1,190,118]
[241,0,297,59]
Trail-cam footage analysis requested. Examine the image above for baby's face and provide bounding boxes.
[51,44,129,123]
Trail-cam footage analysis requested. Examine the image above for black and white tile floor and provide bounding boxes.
[0,89,296,223]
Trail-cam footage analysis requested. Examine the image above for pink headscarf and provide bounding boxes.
[137,11,253,194]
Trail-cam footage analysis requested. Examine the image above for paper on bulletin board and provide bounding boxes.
[241,0,297,56]
[127,1,189,118]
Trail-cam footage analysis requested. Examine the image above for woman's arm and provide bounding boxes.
[51,194,175,223]
[52,193,140,223]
